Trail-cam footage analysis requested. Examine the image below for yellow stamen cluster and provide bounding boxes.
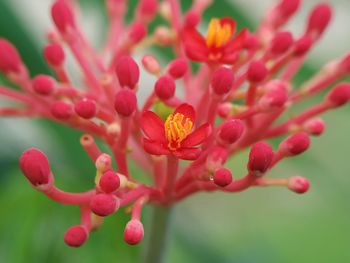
[164,113,193,149]
[206,18,233,48]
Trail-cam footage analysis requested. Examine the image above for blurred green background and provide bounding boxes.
[0,0,350,262]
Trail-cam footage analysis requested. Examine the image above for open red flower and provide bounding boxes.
[181,17,247,64]
[141,104,212,160]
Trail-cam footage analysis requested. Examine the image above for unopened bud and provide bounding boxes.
[211,67,234,95]
[115,56,140,89]
[218,119,244,144]
[99,170,120,193]
[90,194,119,217]
[326,83,350,107]
[142,55,161,75]
[137,0,158,21]
[64,225,88,247]
[0,38,22,74]
[247,60,267,83]
[95,153,112,172]
[167,58,188,79]
[32,75,56,96]
[154,75,176,100]
[247,142,274,176]
[114,89,137,117]
[128,22,147,44]
[288,176,310,194]
[74,98,97,119]
[51,0,76,33]
[43,43,65,67]
[213,168,233,187]
[304,118,325,136]
[279,132,310,156]
[293,36,312,57]
[259,80,288,111]
[270,31,293,55]
[124,219,144,245]
[51,100,73,120]
[306,3,332,39]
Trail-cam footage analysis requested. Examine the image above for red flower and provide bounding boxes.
[141,104,212,160]
[181,17,247,64]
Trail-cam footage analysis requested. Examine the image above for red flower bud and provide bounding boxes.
[64,225,88,247]
[213,168,233,187]
[51,100,74,120]
[247,60,267,83]
[124,219,144,245]
[277,0,301,17]
[219,119,244,144]
[184,11,200,28]
[128,22,147,43]
[247,142,274,176]
[51,0,76,33]
[114,89,137,117]
[90,194,119,217]
[19,148,51,187]
[287,176,310,194]
[270,31,294,55]
[243,33,259,50]
[279,132,310,156]
[338,53,350,74]
[293,36,313,56]
[304,118,325,136]
[259,81,288,111]
[326,83,350,107]
[137,0,158,21]
[74,98,97,119]
[167,58,188,79]
[115,56,140,88]
[210,67,234,95]
[43,43,65,66]
[306,4,332,38]
[0,38,22,74]
[99,170,120,193]
[217,103,233,118]
[32,75,56,95]
[142,55,160,75]
[154,75,176,100]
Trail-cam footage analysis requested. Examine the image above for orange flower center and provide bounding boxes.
[206,18,233,48]
[164,113,193,150]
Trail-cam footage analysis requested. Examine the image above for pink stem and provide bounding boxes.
[43,186,95,205]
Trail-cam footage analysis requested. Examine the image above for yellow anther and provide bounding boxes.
[206,18,233,48]
[164,113,193,149]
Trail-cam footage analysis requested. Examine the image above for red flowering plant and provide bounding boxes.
[0,0,350,261]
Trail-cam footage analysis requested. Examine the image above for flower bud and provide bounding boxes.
[64,225,88,247]
[247,60,267,83]
[279,132,310,156]
[128,22,147,44]
[124,219,144,245]
[217,102,233,118]
[293,36,312,57]
[0,38,22,74]
[19,148,51,187]
[218,119,244,144]
[99,170,120,193]
[306,4,332,38]
[32,75,56,95]
[270,31,293,55]
[43,43,65,66]
[51,100,73,120]
[154,26,174,46]
[167,58,188,79]
[115,56,140,88]
[142,55,160,75]
[154,75,176,100]
[247,142,274,177]
[137,0,158,21]
[338,53,350,74]
[213,168,233,187]
[304,118,325,136]
[95,153,112,172]
[114,89,137,117]
[287,176,310,194]
[210,67,234,95]
[184,11,200,28]
[326,83,350,107]
[276,0,300,17]
[74,98,97,119]
[90,194,119,217]
[51,0,76,33]
[258,80,288,111]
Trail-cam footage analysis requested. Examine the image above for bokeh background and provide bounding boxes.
[0,0,350,262]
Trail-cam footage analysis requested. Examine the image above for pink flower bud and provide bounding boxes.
[279,132,310,156]
[167,58,188,79]
[154,75,176,100]
[293,36,312,57]
[217,103,233,118]
[51,100,73,120]
[247,60,267,83]
[51,0,76,33]
[338,53,350,74]
[64,225,88,247]
[326,83,350,107]
[219,119,244,144]
[306,4,332,38]
[115,56,140,88]
[213,168,233,187]
[270,31,294,55]
[247,142,274,177]
[128,22,147,44]
[0,38,22,74]
[243,33,259,50]
[99,170,120,193]
[259,81,288,111]
[210,67,234,95]
[19,148,51,187]
[277,0,300,17]
[142,55,160,75]
[43,43,65,66]
[304,118,325,136]
[114,89,137,117]
[90,193,119,217]
[32,75,56,95]
[95,153,112,172]
[184,11,200,28]
[74,98,97,119]
[287,176,310,194]
[123,219,144,245]
[137,0,158,21]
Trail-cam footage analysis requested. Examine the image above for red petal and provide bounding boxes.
[141,111,166,142]
[181,123,212,148]
[142,139,170,155]
[223,28,248,54]
[219,17,236,34]
[173,147,202,160]
[181,27,209,61]
[174,103,195,123]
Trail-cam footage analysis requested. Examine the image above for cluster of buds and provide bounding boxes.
[0,0,349,249]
